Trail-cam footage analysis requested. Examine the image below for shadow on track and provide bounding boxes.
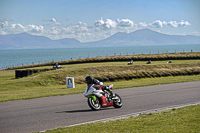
[56,109,93,113]
[56,107,115,114]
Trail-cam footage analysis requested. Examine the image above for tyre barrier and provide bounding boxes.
[96,71,200,82]
[15,68,54,79]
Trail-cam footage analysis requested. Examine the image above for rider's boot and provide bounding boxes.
[108,90,115,99]
[104,86,115,99]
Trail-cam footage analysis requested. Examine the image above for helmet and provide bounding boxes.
[85,75,93,84]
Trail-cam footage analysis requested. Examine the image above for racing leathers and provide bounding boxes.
[91,79,114,97]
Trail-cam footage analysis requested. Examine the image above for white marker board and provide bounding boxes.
[66,77,75,88]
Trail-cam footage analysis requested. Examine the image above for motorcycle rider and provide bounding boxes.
[85,75,115,98]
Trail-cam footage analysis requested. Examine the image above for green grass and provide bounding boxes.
[112,75,200,89]
[16,59,200,70]
[42,104,200,133]
[0,59,200,102]
[0,72,200,102]
[17,60,200,85]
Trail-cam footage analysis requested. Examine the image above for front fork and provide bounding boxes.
[91,95,97,103]
[88,95,98,104]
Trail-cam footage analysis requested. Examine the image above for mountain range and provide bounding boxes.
[0,33,81,49]
[1,29,200,49]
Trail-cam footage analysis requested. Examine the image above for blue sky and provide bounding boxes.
[0,0,199,42]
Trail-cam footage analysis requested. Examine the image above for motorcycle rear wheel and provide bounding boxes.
[113,93,123,108]
[88,97,101,110]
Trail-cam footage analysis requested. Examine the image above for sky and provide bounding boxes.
[0,0,199,42]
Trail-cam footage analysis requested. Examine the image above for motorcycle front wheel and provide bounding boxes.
[113,93,123,108]
[88,97,101,110]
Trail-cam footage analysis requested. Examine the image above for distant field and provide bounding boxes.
[3,52,200,70]
[0,59,200,102]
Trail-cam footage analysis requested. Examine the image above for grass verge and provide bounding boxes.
[41,104,200,133]
[0,72,200,102]
[0,60,199,102]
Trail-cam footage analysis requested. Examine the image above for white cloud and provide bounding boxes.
[50,18,61,25]
[105,19,117,29]
[0,20,9,28]
[74,21,89,33]
[150,20,191,28]
[168,20,192,28]
[150,20,165,28]
[10,24,25,32]
[94,17,117,29]
[61,27,74,34]
[178,20,191,27]
[77,21,87,27]
[117,18,134,27]
[168,21,178,27]
[94,18,134,29]
[26,25,44,33]
[136,22,148,28]
[0,18,193,42]
[94,17,105,28]
[9,23,44,34]
[192,31,200,36]
[49,27,60,34]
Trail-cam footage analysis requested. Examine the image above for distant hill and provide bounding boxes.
[0,29,200,49]
[0,33,82,49]
[84,29,200,47]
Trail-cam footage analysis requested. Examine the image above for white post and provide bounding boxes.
[66,77,75,88]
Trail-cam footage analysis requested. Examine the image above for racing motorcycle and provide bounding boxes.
[83,84,122,110]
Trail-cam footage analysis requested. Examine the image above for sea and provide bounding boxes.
[1,44,200,69]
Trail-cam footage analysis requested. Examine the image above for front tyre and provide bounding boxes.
[113,93,122,108]
[88,97,101,110]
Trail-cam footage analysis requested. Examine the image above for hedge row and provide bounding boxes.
[58,54,200,65]
[15,68,60,78]
[94,70,200,82]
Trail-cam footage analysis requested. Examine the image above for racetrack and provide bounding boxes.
[0,81,200,133]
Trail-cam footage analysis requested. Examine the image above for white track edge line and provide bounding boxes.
[40,101,200,132]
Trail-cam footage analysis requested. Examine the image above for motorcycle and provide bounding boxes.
[83,84,122,110]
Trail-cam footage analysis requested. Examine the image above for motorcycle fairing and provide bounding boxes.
[83,84,103,98]
[100,95,114,107]
[108,84,113,89]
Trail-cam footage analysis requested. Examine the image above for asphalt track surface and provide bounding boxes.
[0,81,200,133]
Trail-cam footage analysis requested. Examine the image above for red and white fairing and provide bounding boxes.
[84,84,114,108]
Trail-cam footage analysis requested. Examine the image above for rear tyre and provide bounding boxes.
[88,97,101,110]
[113,93,122,108]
